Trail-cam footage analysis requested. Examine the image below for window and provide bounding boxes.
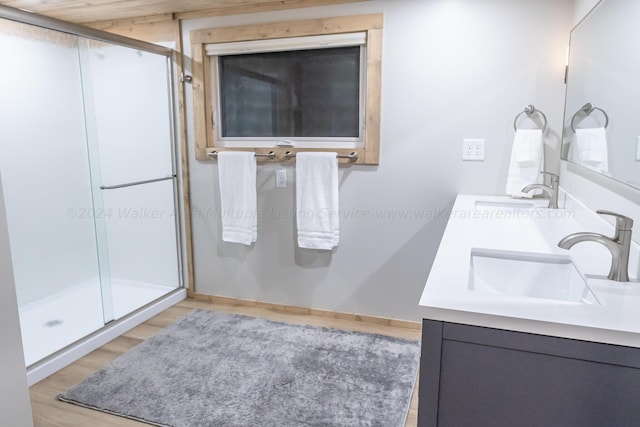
[190,14,383,164]
[218,45,361,139]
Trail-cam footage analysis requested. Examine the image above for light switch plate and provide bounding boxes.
[462,138,485,161]
[276,169,287,188]
[636,136,640,161]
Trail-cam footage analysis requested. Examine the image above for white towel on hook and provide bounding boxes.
[217,151,257,245]
[574,127,609,172]
[296,152,339,250]
[506,129,544,197]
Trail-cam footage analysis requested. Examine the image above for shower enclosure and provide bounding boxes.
[0,10,183,366]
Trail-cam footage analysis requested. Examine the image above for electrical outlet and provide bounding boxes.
[276,169,287,188]
[462,138,485,161]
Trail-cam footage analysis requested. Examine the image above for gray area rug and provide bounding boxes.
[58,309,420,427]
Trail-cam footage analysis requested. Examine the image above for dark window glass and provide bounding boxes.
[218,46,360,138]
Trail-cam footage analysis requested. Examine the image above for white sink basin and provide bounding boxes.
[474,200,536,211]
[469,248,600,304]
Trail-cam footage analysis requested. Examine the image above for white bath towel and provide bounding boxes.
[217,151,257,245]
[506,129,544,197]
[574,127,609,172]
[296,152,339,250]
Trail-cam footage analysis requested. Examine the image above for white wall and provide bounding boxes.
[0,173,34,427]
[183,0,574,321]
[561,0,640,244]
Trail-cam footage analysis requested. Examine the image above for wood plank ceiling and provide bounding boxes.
[0,0,365,23]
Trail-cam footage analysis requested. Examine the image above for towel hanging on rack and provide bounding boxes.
[217,151,257,245]
[296,152,339,250]
[506,129,544,197]
[571,127,609,172]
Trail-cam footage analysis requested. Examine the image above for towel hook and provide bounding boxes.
[570,102,609,132]
[513,104,548,132]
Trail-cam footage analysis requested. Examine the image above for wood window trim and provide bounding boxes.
[190,13,382,165]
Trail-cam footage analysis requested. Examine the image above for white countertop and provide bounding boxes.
[419,193,640,347]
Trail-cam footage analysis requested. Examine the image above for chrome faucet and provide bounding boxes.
[558,210,634,282]
[521,172,559,209]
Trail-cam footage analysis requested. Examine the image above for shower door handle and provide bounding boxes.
[100,174,176,190]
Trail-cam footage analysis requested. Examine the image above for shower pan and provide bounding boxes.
[0,9,183,367]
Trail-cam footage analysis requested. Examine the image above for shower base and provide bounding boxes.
[19,279,176,366]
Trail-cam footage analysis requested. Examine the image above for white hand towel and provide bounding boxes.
[506,129,544,197]
[513,129,543,166]
[574,127,609,172]
[296,152,339,250]
[217,151,257,245]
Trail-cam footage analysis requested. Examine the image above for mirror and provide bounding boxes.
[562,0,640,190]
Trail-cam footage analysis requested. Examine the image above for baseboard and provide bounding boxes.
[189,293,421,330]
[27,288,187,386]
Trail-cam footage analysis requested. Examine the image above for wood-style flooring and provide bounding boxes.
[29,298,421,426]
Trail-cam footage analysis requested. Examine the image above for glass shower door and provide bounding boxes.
[1,17,181,366]
[78,39,181,321]
[0,20,106,365]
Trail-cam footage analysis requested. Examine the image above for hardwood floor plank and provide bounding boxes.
[30,299,420,426]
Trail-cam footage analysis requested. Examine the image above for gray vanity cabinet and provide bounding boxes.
[418,319,640,426]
